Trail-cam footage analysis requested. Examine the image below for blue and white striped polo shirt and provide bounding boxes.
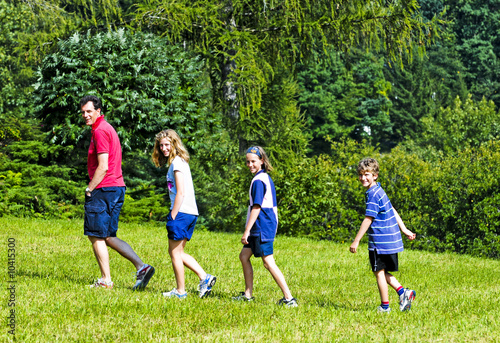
[247,170,278,242]
[365,182,404,254]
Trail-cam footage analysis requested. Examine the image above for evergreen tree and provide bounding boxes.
[445,0,500,106]
[134,0,439,152]
[298,49,392,154]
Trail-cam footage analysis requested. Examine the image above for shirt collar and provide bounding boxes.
[365,182,381,195]
[91,115,105,131]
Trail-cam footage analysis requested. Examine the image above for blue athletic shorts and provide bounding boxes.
[244,236,274,257]
[84,187,126,238]
[166,212,198,241]
[369,250,399,272]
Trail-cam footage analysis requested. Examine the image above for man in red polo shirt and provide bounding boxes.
[81,95,155,290]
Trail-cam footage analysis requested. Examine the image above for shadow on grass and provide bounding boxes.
[314,298,372,311]
[17,269,106,287]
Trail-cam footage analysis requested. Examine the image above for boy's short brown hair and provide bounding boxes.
[357,158,379,175]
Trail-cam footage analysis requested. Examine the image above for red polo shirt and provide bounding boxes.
[87,116,126,188]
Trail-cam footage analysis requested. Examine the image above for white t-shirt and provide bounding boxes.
[166,156,198,216]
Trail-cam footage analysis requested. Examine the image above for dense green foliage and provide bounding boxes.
[447,0,500,105]
[0,140,85,218]
[134,0,438,117]
[416,95,500,153]
[33,29,213,153]
[298,50,392,154]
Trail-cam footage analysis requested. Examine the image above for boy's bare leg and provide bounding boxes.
[89,236,111,282]
[178,239,207,281]
[374,269,390,303]
[262,254,293,299]
[169,239,187,293]
[105,236,144,270]
[385,272,402,291]
[239,248,254,297]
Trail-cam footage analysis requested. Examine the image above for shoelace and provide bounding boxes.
[132,266,148,280]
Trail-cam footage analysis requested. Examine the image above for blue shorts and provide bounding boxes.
[84,187,125,238]
[166,212,198,241]
[244,236,274,257]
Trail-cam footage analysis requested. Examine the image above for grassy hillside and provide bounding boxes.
[1,217,499,342]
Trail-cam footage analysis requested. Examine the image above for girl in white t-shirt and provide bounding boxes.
[152,129,216,299]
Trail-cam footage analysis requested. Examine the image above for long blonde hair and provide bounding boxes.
[152,129,190,167]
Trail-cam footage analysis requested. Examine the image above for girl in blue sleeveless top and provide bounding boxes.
[232,146,298,307]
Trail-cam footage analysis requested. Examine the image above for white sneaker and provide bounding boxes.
[377,305,391,313]
[399,289,416,311]
[198,274,216,298]
[89,278,113,289]
[162,288,187,299]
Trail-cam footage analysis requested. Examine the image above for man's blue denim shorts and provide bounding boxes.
[84,187,126,238]
[244,236,274,257]
[166,212,198,241]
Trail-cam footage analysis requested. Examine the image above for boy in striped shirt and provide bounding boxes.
[350,158,417,312]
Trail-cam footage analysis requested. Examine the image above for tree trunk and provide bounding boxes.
[221,1,247,153]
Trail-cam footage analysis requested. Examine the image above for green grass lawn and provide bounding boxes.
[1,217,499,342]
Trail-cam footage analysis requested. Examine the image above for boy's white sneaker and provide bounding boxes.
[399,289,416,311]
[377,305,391,313]
[89,278,114,289]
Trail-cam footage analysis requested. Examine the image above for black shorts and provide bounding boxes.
[369,250,399,272]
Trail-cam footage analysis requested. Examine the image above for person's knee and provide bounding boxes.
[262,255,275,271]
[105,237,121,248]
[263,261,271,270]
[169,243,183,258]
[239,250,250,263]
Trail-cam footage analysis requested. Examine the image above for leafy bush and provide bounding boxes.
[382,142,500,258]
[417,95,500,153]
[33,28,214,154]
[274,140,375,240]
[0,144,86,218]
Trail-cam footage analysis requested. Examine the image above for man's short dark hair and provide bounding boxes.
[80,95,103,112]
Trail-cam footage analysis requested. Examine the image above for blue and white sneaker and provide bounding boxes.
[198,274,217,298]
[400,289,416,311]
[377,305,391,313]
[162,288,187,299]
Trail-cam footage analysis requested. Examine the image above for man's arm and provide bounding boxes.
[350,216,373,253]
[86,153,109,196]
